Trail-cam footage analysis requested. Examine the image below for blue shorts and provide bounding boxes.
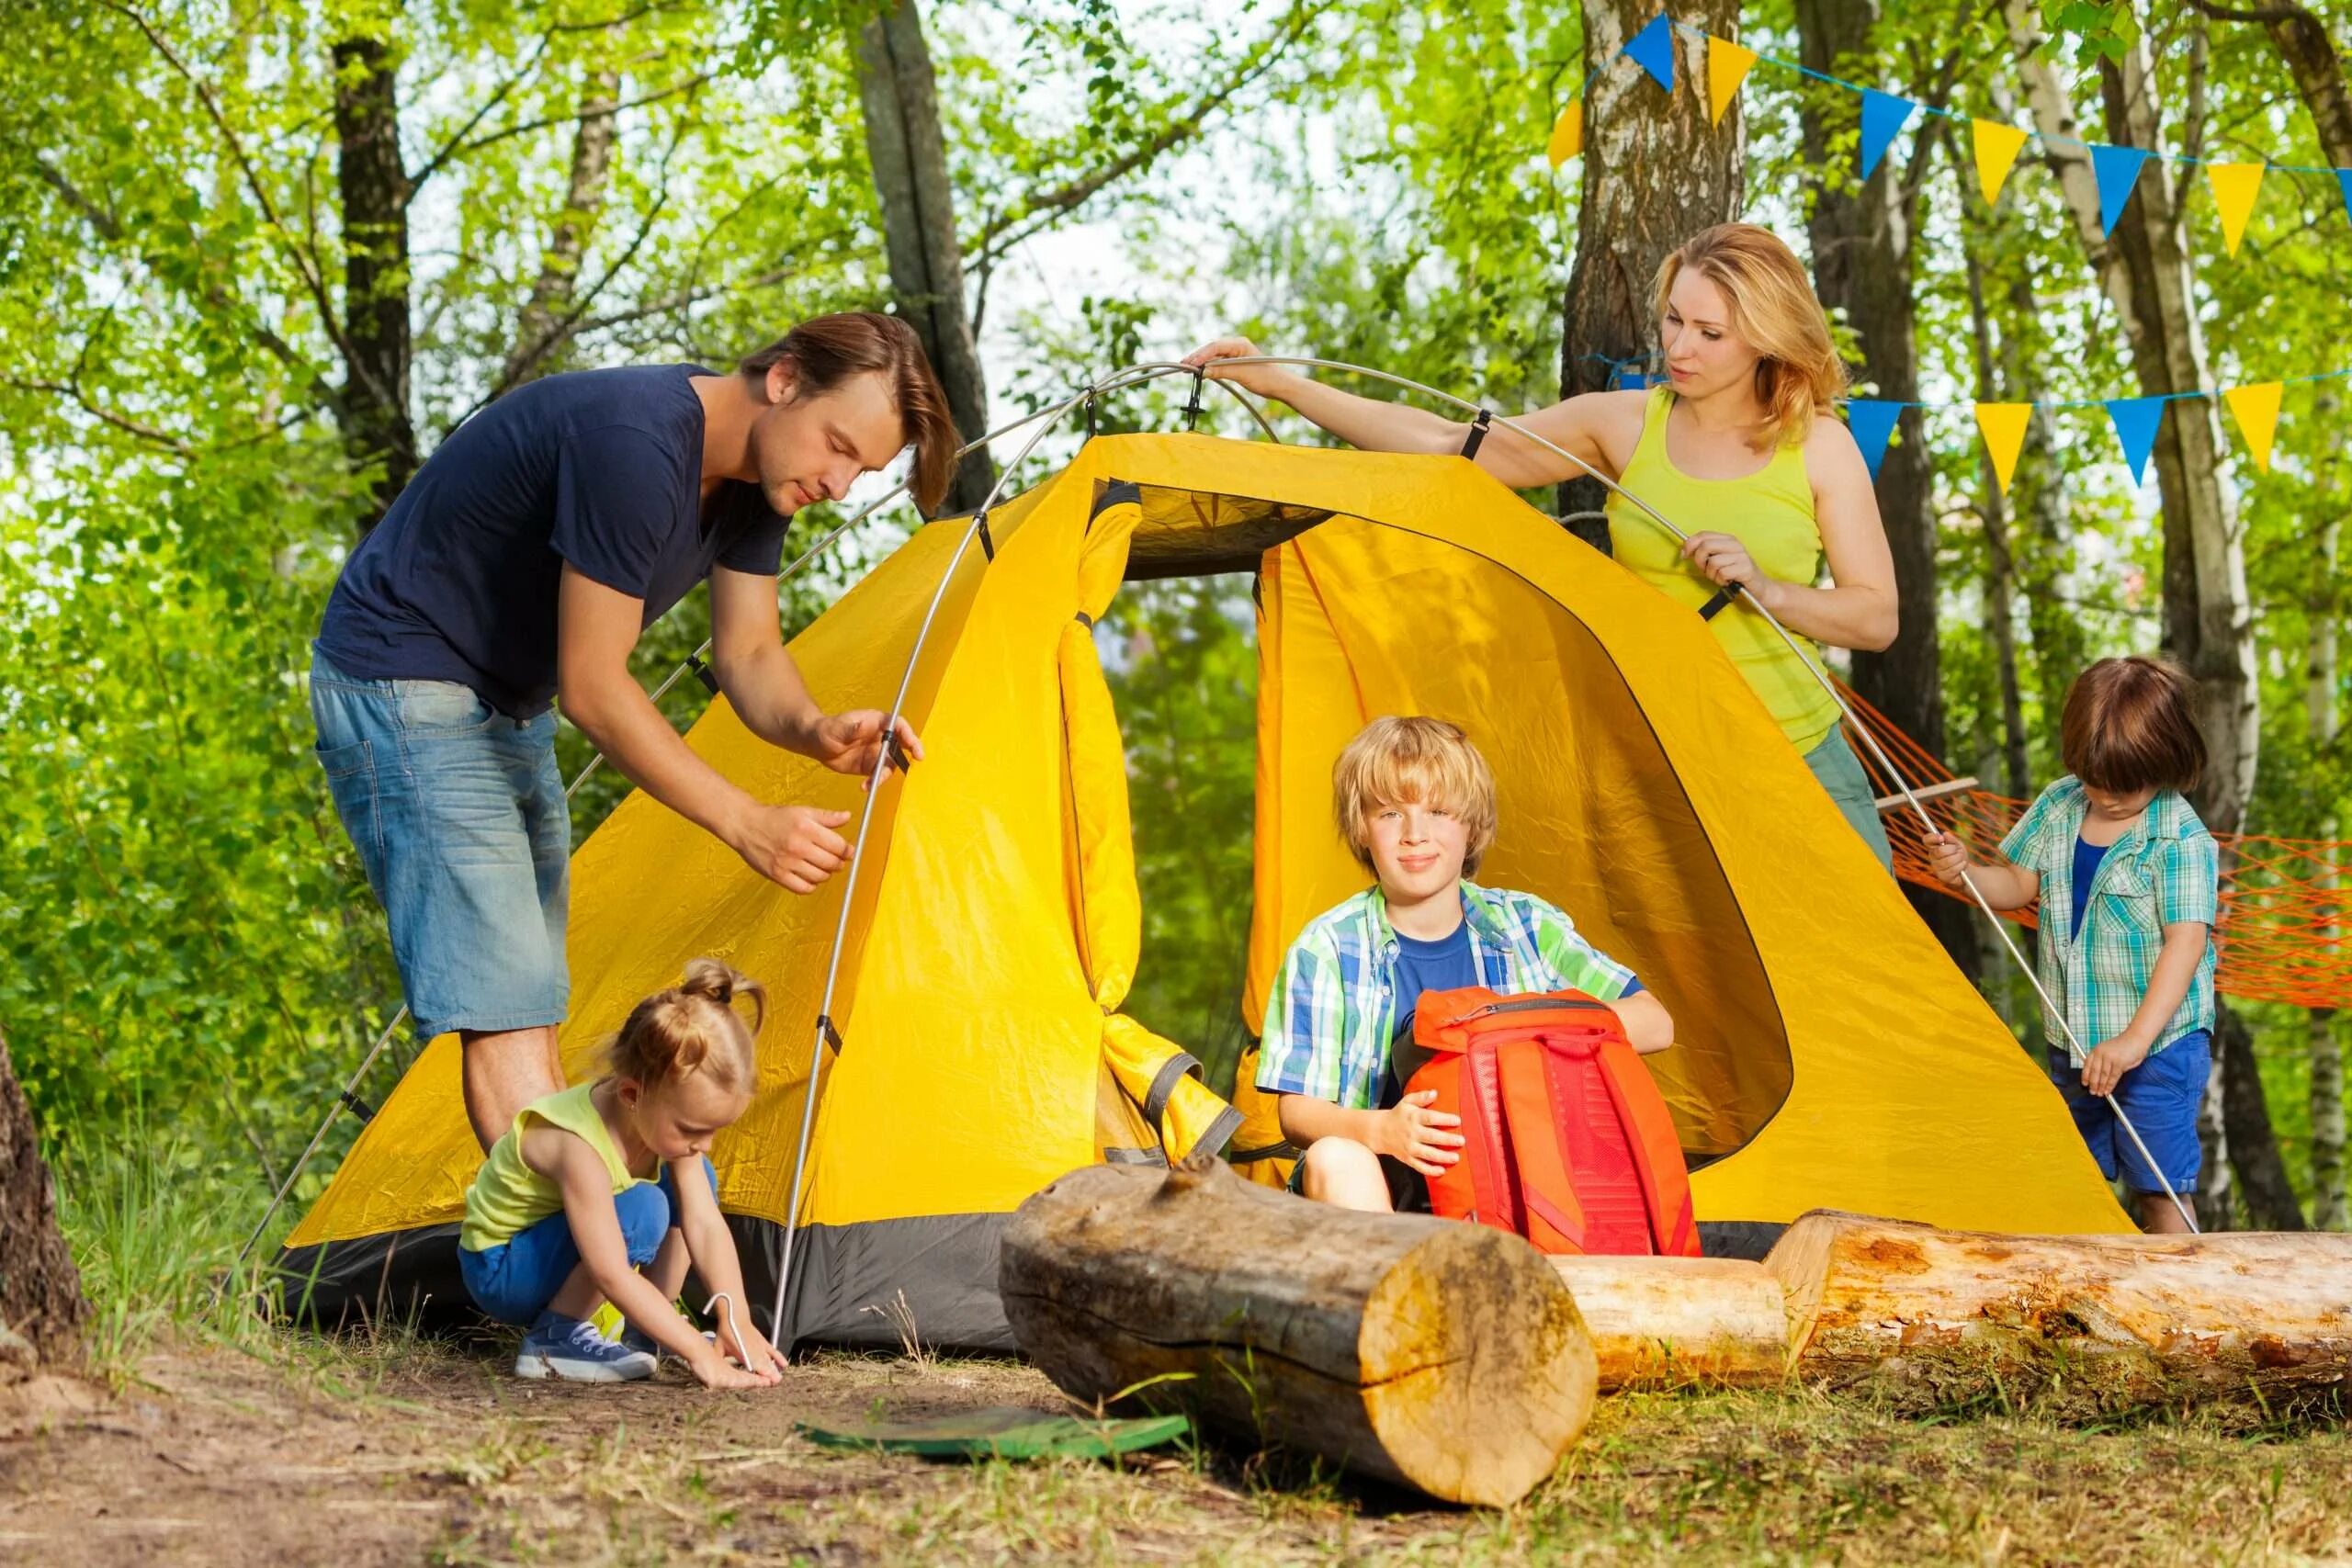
[458,1158,716,1325]
[2046,1032,2211,1195]
[310,648,570,1039]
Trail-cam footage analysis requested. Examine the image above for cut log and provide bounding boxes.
[1000,1155,1595,1506]
[1767,1210,2352,1398]
[1549,1256,1790,1389]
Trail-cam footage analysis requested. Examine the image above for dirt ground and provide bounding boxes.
[4,1337,2350,1566]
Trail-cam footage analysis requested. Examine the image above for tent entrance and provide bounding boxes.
[1091,479,1797,1167]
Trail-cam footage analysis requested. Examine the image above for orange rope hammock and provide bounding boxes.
[1839,684,2352,1011]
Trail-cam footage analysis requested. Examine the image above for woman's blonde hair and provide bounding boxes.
[1652,223,1848,451]
[605,959,764,1096]
[1332,716,1498,876]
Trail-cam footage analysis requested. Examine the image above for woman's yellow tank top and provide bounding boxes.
[460,1082,649,1252]
[1604,387,1843,752]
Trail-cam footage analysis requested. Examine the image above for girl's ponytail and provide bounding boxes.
[606,959,764,1091]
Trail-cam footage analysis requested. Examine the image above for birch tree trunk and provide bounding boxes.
[2309,393,2346,1231]
[1962,247,2029,806]
[502,67,621,391]
[334,30,415,533]
[1557,0,1744,551]
[855,0,995,515]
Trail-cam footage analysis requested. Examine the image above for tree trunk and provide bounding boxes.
[1766,1211,2350,1397]
[0,1027,87,1375]
[502,66,621,392]
[2218,1009,2309,1230]
[1792,0,1973,974]
[854,0,994,515]
[2308,406,2346,1229]
[1962,234,2030,805]
[1556,0,1744,551]
[2246,2,2352,168]
[1548,1254,1789,1388]
[2317,1010,2346,1230]
[334,32,415,533]
[1000,1156,1596,1506]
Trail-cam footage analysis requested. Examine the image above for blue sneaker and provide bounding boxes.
[515,1312,658,1382]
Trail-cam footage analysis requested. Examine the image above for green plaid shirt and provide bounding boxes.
[2000,778,2219,1064]
[1256,881,1638,1111]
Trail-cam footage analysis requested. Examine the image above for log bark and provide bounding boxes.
[1557,0,1743,552]
[1765,1211,2348,1396]
[1001,1156,1596,1506]
[1549,1255,1789,1389]
[0,1027,87,1375]
[333,31,415,533]
[854,0,995,515]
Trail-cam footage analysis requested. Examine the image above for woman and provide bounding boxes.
[1182,221,1898,867]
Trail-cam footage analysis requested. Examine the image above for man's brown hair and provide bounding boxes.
[738,312,959,513]
[2060,656,2207,795]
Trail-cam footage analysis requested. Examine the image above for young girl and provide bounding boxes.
[458,959,787,1384]
[1927,657,2218,1233]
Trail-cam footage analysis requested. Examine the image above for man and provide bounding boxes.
[311,311,959,1149]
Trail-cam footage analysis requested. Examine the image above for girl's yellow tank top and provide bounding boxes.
[1604,387,1843,752]
[460,1082,649,1252]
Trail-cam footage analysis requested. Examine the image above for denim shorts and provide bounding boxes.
[2046,1031,2211,1195]
[310,648,570,1040]
[458,1158,714,1325]
[1801,728,1894,872]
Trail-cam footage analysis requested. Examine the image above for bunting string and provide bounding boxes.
[1549,14,2352,247]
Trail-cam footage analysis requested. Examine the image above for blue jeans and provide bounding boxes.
[309,648,570,1039]
[458,1159,716,1325]
[2047,1032,2211,1195]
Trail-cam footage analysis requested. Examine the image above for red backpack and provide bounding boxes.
[1405,987,1701,1258]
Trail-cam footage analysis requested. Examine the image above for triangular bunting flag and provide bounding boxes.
[2104,397,2165,485]
[1843,400,1904,483]
[1624,14,1676,92]
[1974,402,2032,495]
[2223,382,2283,472]
[2205,163,2265,256]
[1707,38,1758,127]
[1971,118,2029,207]
[2339,170,2352,229]
[2090,143,2152,235]
[1547,99,1584,168]
[1859,90,1918,180]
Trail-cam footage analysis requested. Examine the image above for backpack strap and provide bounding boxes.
[1595,1039,1702,1257]
[1457,1039,1518,1234]
[1497,1040,1588,1254]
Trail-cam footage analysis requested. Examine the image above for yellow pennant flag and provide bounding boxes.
[1974,402,2032,495]
[1971,118,2030,207]
[2205,163,2266,257]
[1547,98,1584,168]
[2223,381,2283,471]
[1707,39,1758,128]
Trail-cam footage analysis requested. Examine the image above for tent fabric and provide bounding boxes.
[282,432,2130,1348]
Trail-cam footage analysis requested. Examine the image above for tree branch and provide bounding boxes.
[2184,0,2305,23]
[3,376,194,456]
[423,71,717,183]
[967,0,1327,269]
[406,28,560,194]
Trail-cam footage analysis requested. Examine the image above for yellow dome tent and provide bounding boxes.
[277,432,2131,1352]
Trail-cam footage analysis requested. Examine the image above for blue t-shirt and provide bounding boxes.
[2069,835,2109,942]
[317,364,791,716]
[1378,919,1645,1104]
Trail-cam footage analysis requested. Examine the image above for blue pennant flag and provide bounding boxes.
[1623,14,1675,91]
[2105,397,2165,485]
[1859,91,1919,180]
[1843,400,1904,482]
[2339,169,2352,228]
[2090,144,2152,235]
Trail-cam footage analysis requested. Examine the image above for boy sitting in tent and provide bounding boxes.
[1259,716,1674,1213]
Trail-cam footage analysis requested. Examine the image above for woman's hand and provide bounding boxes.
[1371,1089,1463,1179]
[1680,531,1775,607]
[1181,336,1284,397]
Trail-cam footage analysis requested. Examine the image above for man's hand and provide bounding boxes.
[808,709,924,786]
[2081,1035,2152,1098]
[728,803,853,894]
[1372,1089,1464,1179]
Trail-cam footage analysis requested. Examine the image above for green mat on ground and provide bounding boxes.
[794,1406,1190,1461]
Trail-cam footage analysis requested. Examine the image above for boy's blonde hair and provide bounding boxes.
[1651,222,1847,452]
[604,959,764,1097]
[1332,716,1498,876]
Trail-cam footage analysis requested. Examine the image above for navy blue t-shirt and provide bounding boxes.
[316,364,790,716]
[2070,835,2110,942]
